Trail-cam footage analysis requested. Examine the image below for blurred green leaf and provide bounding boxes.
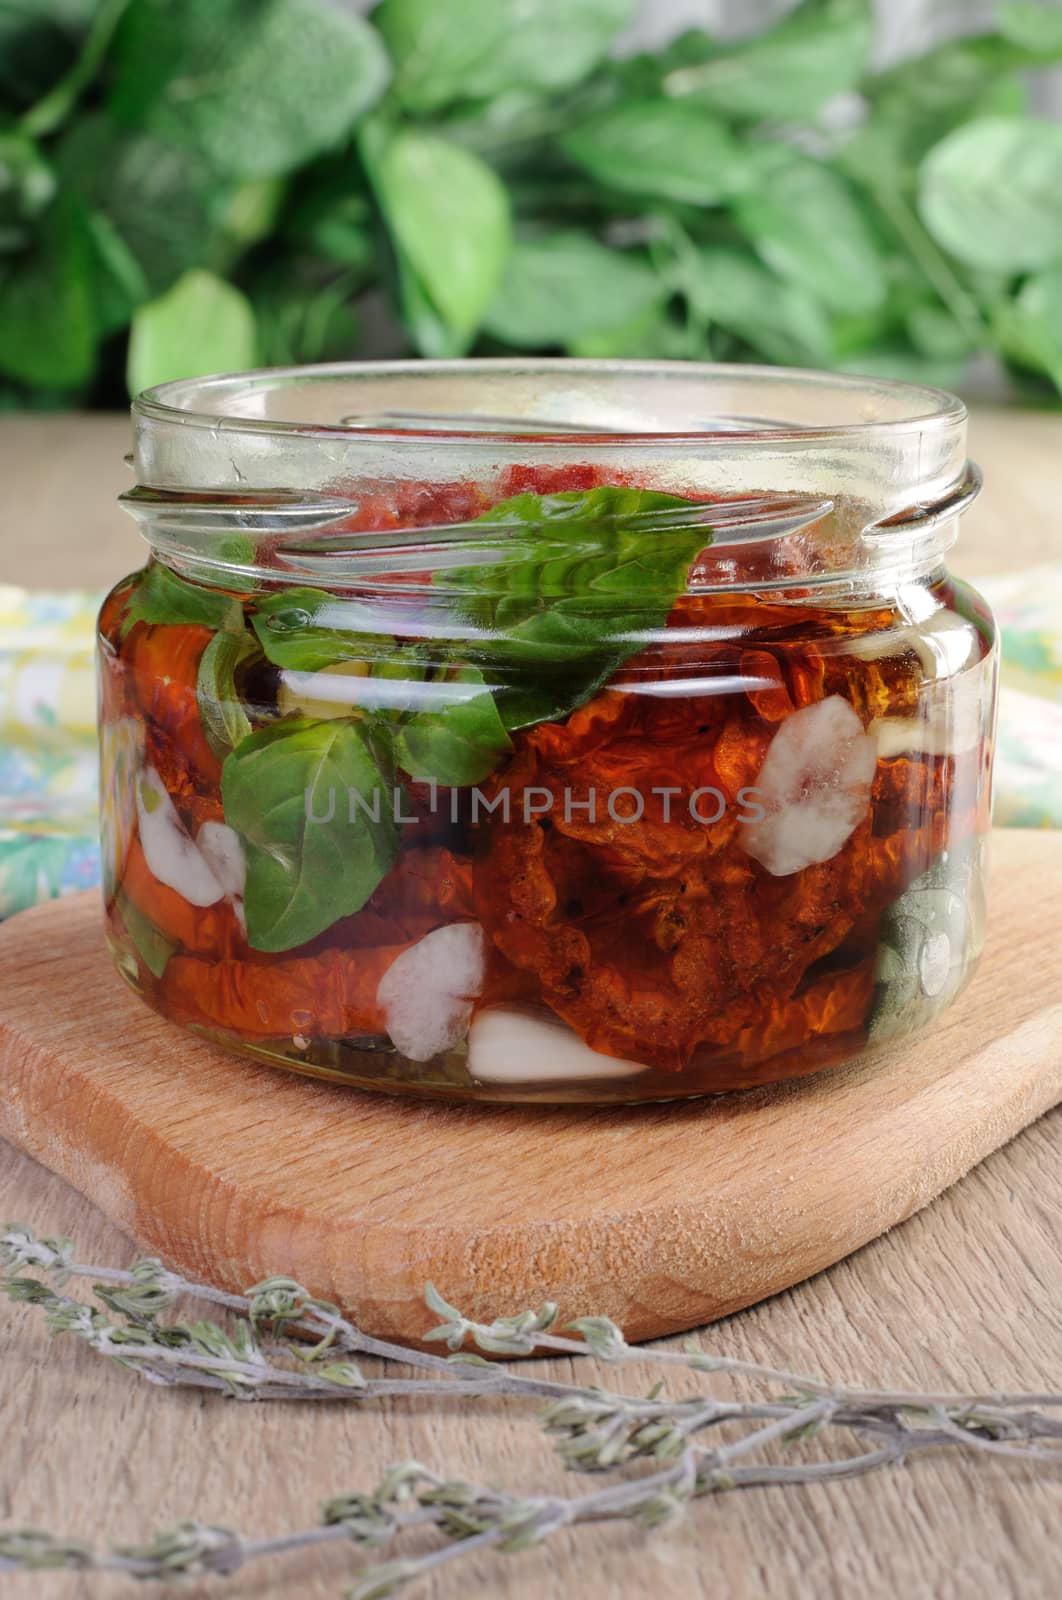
[662,0,872,121]
[376,0,633,113]
[904,301,977,362]
[561,99,748,206]
[569,303,696,361]
[994,267,1062,393]
[0,0,96,112]
[685,246,834,366]
[126,268,256,394]
[0,135,56,251]
[850,28,1062,181]
[367,124,511,353]
[0,194,95,387]
[2,0,1062,404]
[55,112,228,293]
[919,116,1062,272]
[110,0,389,178]
[19,0,131,139]
[734,156,886,315]
[284,171,375,273]
[998,3,1062,55]
[833,345,965,388]
[83,208,149,335]
[218,178,287,252]
[251,262,361,367]
[485,230,663,347]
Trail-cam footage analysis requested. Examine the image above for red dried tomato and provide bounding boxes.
[158,944,404,1038]
[119,835,245,959]
[472,634,968,1072]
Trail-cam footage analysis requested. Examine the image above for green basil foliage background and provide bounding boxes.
[3,0,1062,404]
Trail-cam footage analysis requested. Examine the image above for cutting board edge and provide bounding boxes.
[3,984,1062,1344]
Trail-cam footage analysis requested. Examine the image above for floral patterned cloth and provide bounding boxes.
[1,572,1061,916]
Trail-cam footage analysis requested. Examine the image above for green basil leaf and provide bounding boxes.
[0,194,95,388]
[222,717,399,952]
[197,629,262,759]
[686,247,834,366]
[445,486,713,725]
[561,99,747,206]
[367,124,511,351]
[394,666,512,786]
[252,588,390,673]
[116,889,176,979]
[485,231,662,348]
[918,115,1062,273]
[375,0,633,113]
[662,0,872,121]
[126,269,256,395]
[121,561,244,637]
[110,0,390,179]
[734,157,886,316]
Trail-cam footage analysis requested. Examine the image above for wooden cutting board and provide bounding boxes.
[1,827,1060,1347]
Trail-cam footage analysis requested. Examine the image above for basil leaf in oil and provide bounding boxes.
[445,486,714,727]
[251,586,388,672]
[196,627,262,758]
[393,665,512,786]
[868,835,988,1043]
[116,890,175,979]
[120,560,243,637]
[221,716,398,953]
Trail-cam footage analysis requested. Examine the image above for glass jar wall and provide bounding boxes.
[97,361,996,1102]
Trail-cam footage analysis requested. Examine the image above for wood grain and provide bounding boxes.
[1,830,1060,1352]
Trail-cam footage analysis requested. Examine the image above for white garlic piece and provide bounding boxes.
[742,696,878,877]
[377,923,486,1062]
[196,820,247,900]
[467,1006,646,1084]
[135,767,224,907]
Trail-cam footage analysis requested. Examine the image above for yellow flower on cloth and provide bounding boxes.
[977,565,1062,828]
[0,587,101,914]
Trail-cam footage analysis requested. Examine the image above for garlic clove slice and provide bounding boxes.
[196,820,247,900]
[467,1006,646,1084]
[742,695,878,877]
[377,923,486,1062]
[135,767,225,907]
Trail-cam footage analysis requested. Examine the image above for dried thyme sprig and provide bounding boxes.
[3,1224,1062,1597]
[1,1418,1060,1599]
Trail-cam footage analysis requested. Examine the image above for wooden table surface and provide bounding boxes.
[1,408,1061,1600]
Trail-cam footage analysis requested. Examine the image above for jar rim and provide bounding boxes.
[132,358,967,447]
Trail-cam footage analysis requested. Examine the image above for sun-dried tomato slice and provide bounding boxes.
[158,944,405,1038]
[473,631,968,1072]
[124,622,223,827]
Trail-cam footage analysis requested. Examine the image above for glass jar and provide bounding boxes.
[97,360,996,1103]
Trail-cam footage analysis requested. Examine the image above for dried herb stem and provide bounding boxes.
[2,1224,1061,1598]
